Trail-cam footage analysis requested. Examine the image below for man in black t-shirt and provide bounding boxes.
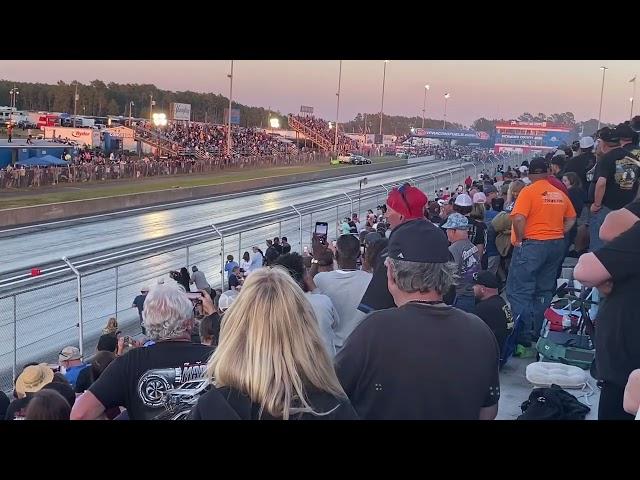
[228,266,242,290]
[71,282,213,420]
[590,125,640,251]
[132,287,149,335]
[565,136,595,191]
[264,239,279,266]
[336,220,500,420]
[574,221,640,420]
[281,236,291,254]
[472,271,513,351]
[358,183,431,314]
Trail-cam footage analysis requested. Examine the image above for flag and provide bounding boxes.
[631,76,637,83]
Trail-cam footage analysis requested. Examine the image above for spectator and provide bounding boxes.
[485,197,505,276]
[190,265,211,295]
[565,136,595,189]
[574,220,640,420]
[562,172,585,255]
[42,378,77,411]
[281,236,292,254]
[6,364,54,420]
[102,317,119,336]
[441,213,481,314]
[25,390,71,421]
[228,265,242,290]
[273,237,283,255]
[224,255,239,279]
[239,251,252,273]
[264,239,279,266]
[358,183,430,314]
[313,234,372,351]
[190,267,358,420]
[58,346,89,388]
[483,184,499,213]
[71,281,212,420]
[469,199,487,259]
[132,287,149,334]
[550,152,566,179]
[506,157,576,346]
[472,271,513,351]
[249,246,264,273]
[427,201,443,225]
[335,220,500,420]
[590,125,640,252]
[599,197,640,243]
[362,237,387,274]
[352,213,362,232]
[217,289,238,313]
[180,267,193,292]
[272,253,339,357]
[340,217,352,235]
[0,391,10,419]
[74,333,118,394]
[199,311,221,347]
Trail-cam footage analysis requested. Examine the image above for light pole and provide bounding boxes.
[422,84,430,128]
[73,82,79,127]
[334,60,343,155]
[226,60,234,157]
[9,86,19,125]
[597,66,608,131]
[129,101,134,126]
[149,94,155,122]
[443,93,450,129]
[379,60,389,138]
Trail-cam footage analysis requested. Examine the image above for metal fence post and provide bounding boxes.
[429,173,437,193]
[343,192,353,215]
[335,205,339,238]
[115,265,119,320]
[13,295,17,389]
[62,256,84,357]
[211,224,224,289]
[186,245,190,268]
[238,232,242,261]
[291,205,302,253]
[380,184,389,194]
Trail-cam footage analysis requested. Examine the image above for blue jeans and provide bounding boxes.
[589,206,611,252]
[454,295,476,314]
[506,238,566,344]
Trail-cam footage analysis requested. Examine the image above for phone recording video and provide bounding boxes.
[313,222,329,244]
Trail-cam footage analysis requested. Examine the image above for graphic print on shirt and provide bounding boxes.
[137,362,207,408]
[460,245,480,281]
[541,190,564,205]
[614,155,640,190]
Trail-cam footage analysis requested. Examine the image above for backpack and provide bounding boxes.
[518,384,590,420]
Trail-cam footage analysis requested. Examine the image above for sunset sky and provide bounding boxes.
[2,60,639,126]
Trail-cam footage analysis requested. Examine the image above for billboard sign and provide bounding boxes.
[413,128,490,141]
[169,102,191,121]
[300,105,314,114]
[43,127,94,145]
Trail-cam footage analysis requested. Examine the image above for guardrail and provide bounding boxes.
[0,154,526,392]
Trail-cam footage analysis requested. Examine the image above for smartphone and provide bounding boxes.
[313,222,329,244]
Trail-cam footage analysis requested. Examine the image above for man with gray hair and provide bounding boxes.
[71,281,213,420]
[335,220,500,420]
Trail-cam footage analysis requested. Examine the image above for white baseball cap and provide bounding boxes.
[579,136,595,149]
[454,193,473,207]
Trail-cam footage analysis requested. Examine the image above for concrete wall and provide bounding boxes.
[0,159,408,228]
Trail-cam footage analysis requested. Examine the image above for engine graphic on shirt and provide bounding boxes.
[137,362,207,408]
[614,156,640,190]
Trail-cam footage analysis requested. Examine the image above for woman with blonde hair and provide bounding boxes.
[190,267,357,420]
[102,318,118,336]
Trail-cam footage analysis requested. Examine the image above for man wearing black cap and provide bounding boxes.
[336,220,500,420]
[590,125,640,251]
[506,156,576,346]
[473,271,513,352]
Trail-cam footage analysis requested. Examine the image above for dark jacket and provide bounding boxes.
[264,246,279,266]
[190,385,358,420]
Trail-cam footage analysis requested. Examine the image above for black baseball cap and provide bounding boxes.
[599,127,620,143]
[528,157,549,174]
[615,122,635,139]
[387,219,450,263]
[472,271,500,289]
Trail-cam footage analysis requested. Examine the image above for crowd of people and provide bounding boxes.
[292,115,359,153]
[137,121,299,158]
[3,117,640,421]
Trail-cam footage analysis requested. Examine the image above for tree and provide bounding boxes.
[471,117,496,133]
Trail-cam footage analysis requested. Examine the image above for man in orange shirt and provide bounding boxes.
[506,157,577,345]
